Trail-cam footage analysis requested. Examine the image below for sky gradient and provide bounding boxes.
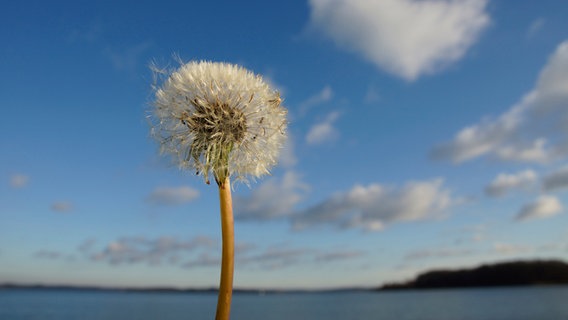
[2,0,568,289]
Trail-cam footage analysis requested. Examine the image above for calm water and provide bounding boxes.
[1,286,568,320]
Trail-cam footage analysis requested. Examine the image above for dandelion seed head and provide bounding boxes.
[150,61,288,185]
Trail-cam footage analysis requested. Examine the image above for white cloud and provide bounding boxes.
[308,0,490,80]
[235,171,309,221]
[432,40,568,164]
[299,85,333,115]
[516,195,563,221]
[147,186,199,206]
[292,178,453,231]
[306,111,340,145]
[543,166,568,192]
[484,170,538,197]
[10,174,29,188]
[51,201,73,213]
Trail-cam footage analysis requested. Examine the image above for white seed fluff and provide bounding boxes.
[151,61,287,184]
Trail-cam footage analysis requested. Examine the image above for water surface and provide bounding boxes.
[1,286,568,320]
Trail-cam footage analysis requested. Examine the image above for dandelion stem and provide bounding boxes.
[215,177,234,320]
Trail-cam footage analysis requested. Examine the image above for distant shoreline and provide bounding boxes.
[2,282,568,295]
[0,284,372,294]
[3,259,568,293]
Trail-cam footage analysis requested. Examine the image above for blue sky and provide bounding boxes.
[2,0,568,290]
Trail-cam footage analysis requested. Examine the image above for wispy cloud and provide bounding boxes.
[314,250,364,263]
[235,171,309,221]
[527,18,546,39]
[91,236,216,266]
[484,170,538,198]
[78,238,97,254]
[182,253,221,269]
[10,174,29,188]
[51,201,73,213]
[453,224,489,244]
[492,241,568,256]
[306,111,340,145]
[183,244,365,270]
[68,21,152,72]
[515,195,563,221]
[299,85,333,115]
[292,178,454,232]
[68,21,103,44]
[34,249,65,260]
[492,242,532,255]
[364,85,381,105]
[238,247,314,270]
[103,41,153,72]
[146,186,199,206]
[34,236,365,272]
[308,0,489,80]
[238,246,364,270]
[432,41,568,164]
[404,247,476,261]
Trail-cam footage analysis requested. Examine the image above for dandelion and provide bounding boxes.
[151,61,287,185]
[150,61,287,320]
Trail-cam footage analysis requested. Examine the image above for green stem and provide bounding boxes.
[215,177,234,320]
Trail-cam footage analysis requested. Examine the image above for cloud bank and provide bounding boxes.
[308,0,490,80]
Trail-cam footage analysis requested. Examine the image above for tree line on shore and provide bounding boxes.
[381,259,568,290]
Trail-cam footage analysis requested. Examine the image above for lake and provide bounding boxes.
[1,286,568,320]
